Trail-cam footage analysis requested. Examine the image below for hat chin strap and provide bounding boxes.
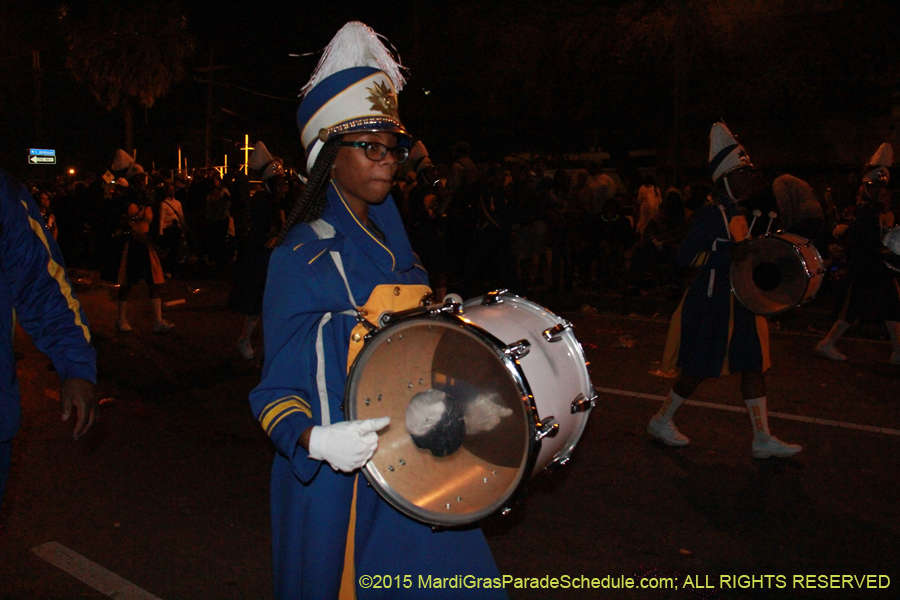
[306,140,323,175]
[723,176,738,201]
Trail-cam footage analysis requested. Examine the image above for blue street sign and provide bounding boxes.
[29,148,56,157]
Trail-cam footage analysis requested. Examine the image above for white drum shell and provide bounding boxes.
[462,295,593,474]
[345,293,594,526]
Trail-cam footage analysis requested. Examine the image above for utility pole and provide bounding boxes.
[672,0,687,188]
[204,51,214,168]
[195,51,228,169]
[32,50,42,143]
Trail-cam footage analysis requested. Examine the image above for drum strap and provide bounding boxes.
[706,206,735,297]
[315,313,334,426]
[309,218,362,426]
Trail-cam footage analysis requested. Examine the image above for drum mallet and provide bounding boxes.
[748,209,762,236]
[765,211,778,235]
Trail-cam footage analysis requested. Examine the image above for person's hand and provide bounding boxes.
[60,378,98,440]
[307,417,390,472]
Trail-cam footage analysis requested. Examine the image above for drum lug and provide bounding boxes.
[429,297,462,316]
[535,416,559,441]
[482,289,508,305]
[355,311,378,333]
[419,291,436,306]
[378,305,430,327]
[570,392,597,414]
[542,320,574,342]
[503,339,531,360]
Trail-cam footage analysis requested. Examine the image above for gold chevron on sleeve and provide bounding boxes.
[691,251,709,267]
[260,396,313,434]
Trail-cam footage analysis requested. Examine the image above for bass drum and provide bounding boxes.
[345,291,595,527]
[730,232,824,315]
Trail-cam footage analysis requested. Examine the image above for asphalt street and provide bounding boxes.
[0,271,897,600]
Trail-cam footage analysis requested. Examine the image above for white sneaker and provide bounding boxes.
[115,319,132,332]
[237,338,255,360]
[153,320,175,334]
[752,435,802,459]
[647,416,690,446]
[815,342,846,361]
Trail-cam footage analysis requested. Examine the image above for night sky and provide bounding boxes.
[2,0,899,180]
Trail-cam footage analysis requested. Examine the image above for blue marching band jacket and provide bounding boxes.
[0,170,96,445]
[250,183,506,600]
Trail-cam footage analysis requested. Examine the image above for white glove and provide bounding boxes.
[307,417,391,473]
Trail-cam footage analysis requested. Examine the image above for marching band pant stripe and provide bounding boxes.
[339,474,359,600]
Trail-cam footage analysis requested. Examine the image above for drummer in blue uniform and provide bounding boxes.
[647,123,802,459]
[249,22,507,600]
[815,143,900,364]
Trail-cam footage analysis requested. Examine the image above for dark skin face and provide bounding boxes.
[331,131,401,226]
[721,168,767,202]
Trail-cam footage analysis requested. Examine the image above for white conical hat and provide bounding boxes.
[296,22,410,174]
[707,122,753,182]
[262,160,284,182]
[248,142,275,170]
[863,143,893,184]
[409,140,433,174]
[125,163,145,179]
[111,149,135,171]
[249,142,285,182]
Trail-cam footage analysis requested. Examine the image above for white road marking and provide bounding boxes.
[30,542,163,600]
[596,386,900,436]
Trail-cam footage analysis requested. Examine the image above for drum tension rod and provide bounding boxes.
[535,417,559,441]
[503,339,531,360]
[570,392,597,414]
[355,311,378,333]
[482,289,509,305]
[543,320,574,342]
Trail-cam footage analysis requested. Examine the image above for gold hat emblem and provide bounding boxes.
[366,80,399,119]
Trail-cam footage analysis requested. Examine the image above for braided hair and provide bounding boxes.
[276,139,341,245]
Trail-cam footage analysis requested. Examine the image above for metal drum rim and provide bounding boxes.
[344,311,541,527]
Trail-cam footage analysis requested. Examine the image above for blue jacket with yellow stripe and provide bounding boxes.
[0,170,96,443]
[662,193,768,378]
[250,182,505,600]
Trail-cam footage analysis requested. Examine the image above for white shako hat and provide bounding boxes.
[296,21,410,174]
[111,148,135,172]
[248,141,285,182]
[862,143,893,185]
[707,122,753,182]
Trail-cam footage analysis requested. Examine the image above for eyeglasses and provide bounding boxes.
[337,141,409,163]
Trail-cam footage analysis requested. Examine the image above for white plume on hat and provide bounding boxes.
[708,122,753,182]
[111,149,135,171]
[301,22,406,97]
[863,143,893,184]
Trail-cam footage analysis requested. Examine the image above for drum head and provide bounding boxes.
[346,316,533,526]
[731,236,808,315]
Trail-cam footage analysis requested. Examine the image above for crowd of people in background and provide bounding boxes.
[19,141,900,348]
